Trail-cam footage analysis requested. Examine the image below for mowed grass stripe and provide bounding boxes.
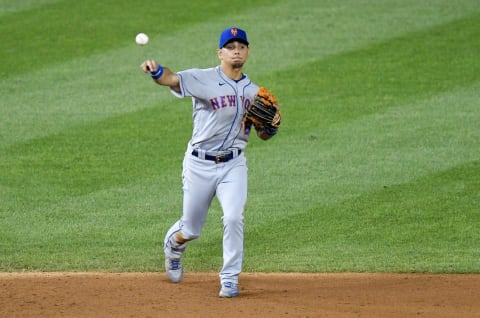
[0,0,276,77]
[0,0,61,15]
[244,160,480,273]
[246,81,480,217]
[0,105,190,204]
[269,12,480,131]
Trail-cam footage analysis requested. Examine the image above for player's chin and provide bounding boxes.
[232,62,244,69]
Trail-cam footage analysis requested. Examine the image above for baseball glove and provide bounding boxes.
[242,87,281,136]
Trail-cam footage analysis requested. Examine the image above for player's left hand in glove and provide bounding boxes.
[242,87,281,139]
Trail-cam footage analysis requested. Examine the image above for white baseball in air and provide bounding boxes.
[135,33,149,45]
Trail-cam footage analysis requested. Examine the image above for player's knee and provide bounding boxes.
[222,215,244,228]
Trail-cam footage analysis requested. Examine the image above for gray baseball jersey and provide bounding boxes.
[164,65,259,286]
[170,65,259,152]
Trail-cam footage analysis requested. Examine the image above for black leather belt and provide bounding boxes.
[191,149,241,164]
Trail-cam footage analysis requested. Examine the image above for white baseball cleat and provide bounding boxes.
[219,282,239,298]
[165,257,183,283]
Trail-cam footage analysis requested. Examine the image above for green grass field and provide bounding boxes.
[1,0,479,273]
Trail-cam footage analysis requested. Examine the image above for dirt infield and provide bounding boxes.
[1,272,479,317]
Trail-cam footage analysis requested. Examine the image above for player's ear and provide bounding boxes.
[217,48,223,60]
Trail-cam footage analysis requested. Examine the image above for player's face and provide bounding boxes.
[218,41,249,69]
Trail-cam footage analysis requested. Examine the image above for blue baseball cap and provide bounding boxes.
[219,27,249,48]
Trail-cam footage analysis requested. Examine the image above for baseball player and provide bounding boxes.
[141,27,278,298]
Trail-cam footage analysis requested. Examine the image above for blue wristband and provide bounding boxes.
[150,65,164,80]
